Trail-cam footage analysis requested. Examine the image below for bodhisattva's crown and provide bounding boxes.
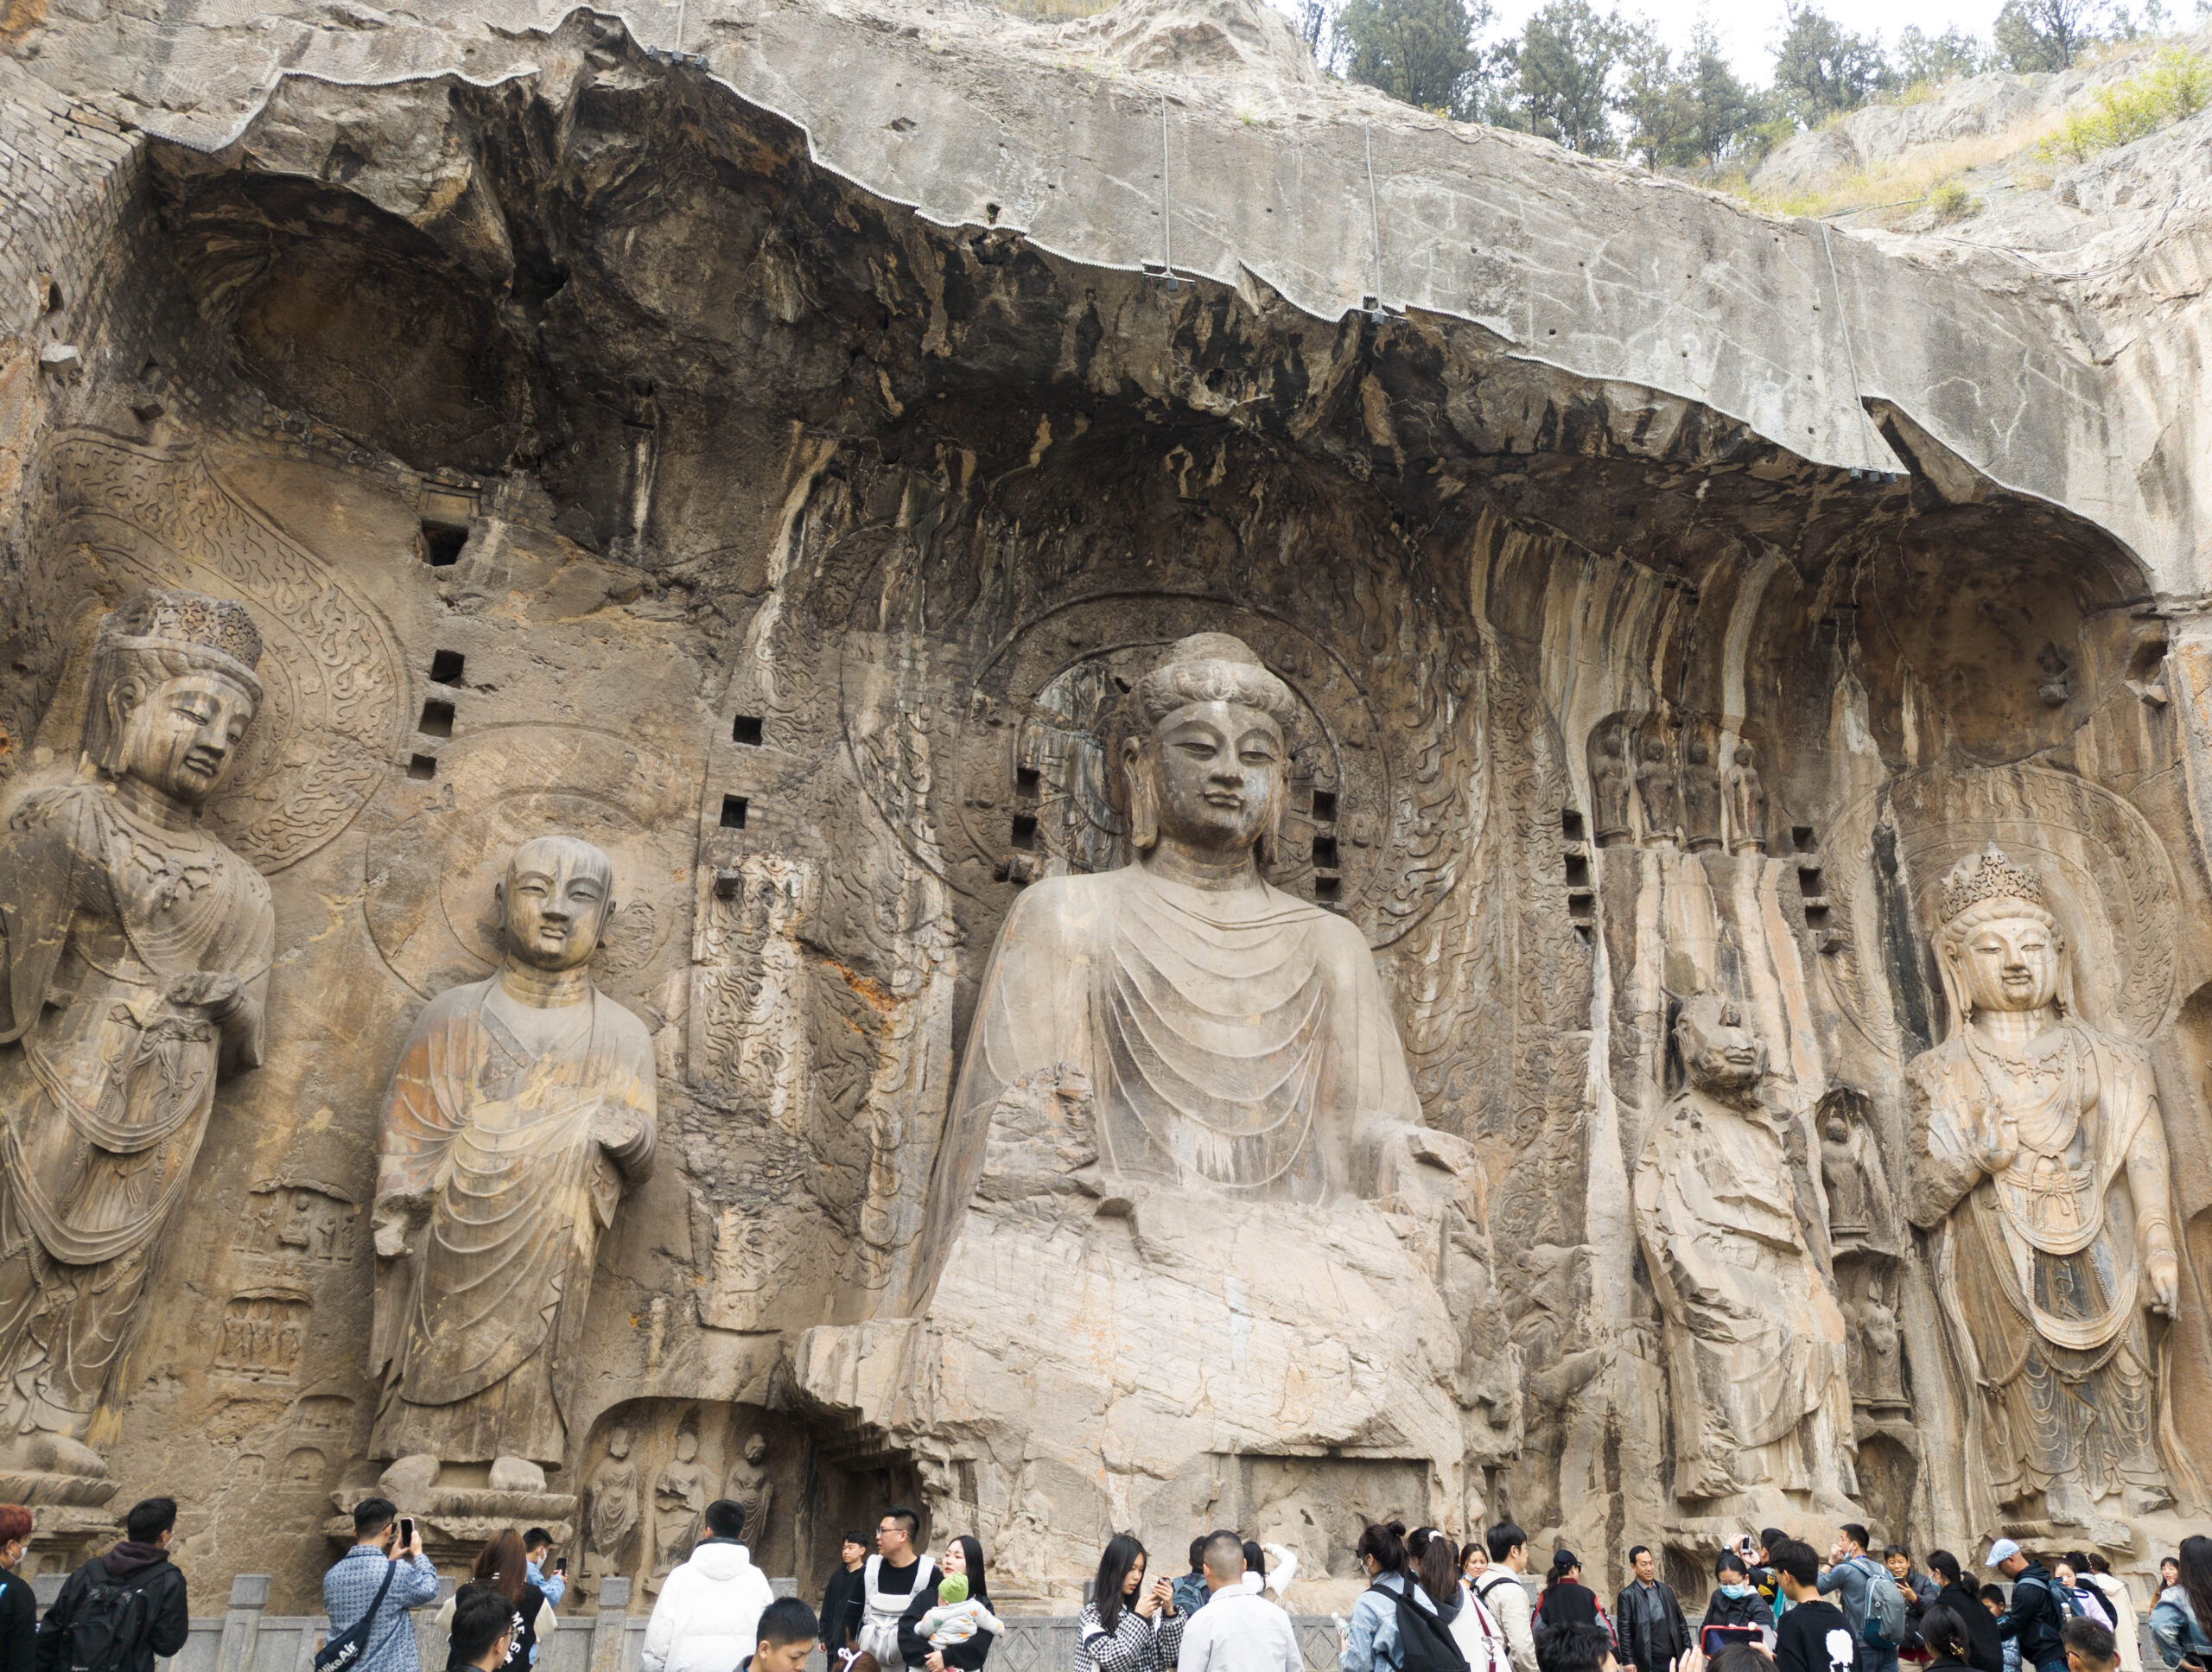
[1939,843,2044,925]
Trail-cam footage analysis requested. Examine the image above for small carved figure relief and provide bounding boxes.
[0,590,273,1476]
[651,1427,706,1582]
[1859,1274,1907,1413]
[1726,744,1768,855]
[1821,1112,1873,1241]
[369,836,658,1475]
[1905,846,2181,1523]
[1633,995,1855,1509]
[1681,739,1723,852]
[213,1294,308,1382]
[1591,730,1633,847]
[1636,734,1678,847]
[724,1433,772,1552]
[586,1425,641,1575]
[237,1185,358,1263]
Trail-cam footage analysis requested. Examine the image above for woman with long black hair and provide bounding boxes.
[2152,1536,2212,1669]
[1076,1535,1183,1672]
[900,1534,995,1672]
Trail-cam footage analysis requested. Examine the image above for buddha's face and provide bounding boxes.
[1948,911,2058,1014]
[499,839,614,971]
[108,666,257,806]
[1677,998,1766,1091]
[1141,699,1284,855]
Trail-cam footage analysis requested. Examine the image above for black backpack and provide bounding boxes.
[1370,1580,1471,1672]
[54,1561,155,1672]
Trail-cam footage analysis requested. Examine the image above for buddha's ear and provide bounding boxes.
[1122,736,1158,852]
[1255,766,1285,868]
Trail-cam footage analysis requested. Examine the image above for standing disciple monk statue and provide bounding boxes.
[1906,846,2180,1526]
[1632,994,1856,1512]
[0,591,271,1473]
[369,836,657,1477]
[928,632,1430,1226]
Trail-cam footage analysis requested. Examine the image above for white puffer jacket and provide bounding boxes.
[640,1542,778,1672]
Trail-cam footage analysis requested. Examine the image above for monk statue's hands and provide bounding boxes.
[373,1219,409,1260]
[1967,1102,2018,1176]
[165,970,245,1020]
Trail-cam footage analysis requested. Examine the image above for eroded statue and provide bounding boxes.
[652,1427,705,1581]
[586,1424,641,1576]
[938,631,1428,1209]
[1905,846,2180,1525]
[1633,994,1855,1510]
[1592,729,1632,847]
[1725,744,1767,855]
[0,591,271,1473]
[369,835,658,1473]
[725,1432,772,1553]
[1681,739,1722,853]
[1637,734,1678,847]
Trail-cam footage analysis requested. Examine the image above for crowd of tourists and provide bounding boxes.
[0,1496,2209,1672]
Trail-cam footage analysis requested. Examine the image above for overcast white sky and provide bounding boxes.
[1478,0,2005,85]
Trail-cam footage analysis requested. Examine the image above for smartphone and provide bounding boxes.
[1702,1628,1763,1657]
[398,1516,416,1548]
[555,1558,568,1575]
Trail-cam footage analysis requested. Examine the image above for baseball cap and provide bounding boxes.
[1987,1539,2022,1566]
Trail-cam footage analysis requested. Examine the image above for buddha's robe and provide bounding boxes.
[1907,1020,2173,1504]
[371,977,655,1465]
[923,864,1422,1268]
[0,781,270,1435]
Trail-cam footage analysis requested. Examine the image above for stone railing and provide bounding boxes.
[99,1576,1351,1672]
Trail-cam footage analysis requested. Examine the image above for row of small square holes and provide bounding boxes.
[719,715,765,826]
[405,651,467,780]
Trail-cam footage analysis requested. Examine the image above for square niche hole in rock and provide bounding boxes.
[720,794,749,830]
[429,650,465,684]
[1312,789,1338,823]
[421,520,468,567]
[732,715,764,747]
[406,754,438,781]
[417,699,455,739]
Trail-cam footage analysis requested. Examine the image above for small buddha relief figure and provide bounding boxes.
[0,590,272,1475]
[1633,994,1856,1509]
[369,836,658,1478]
[585,1425,641,1577]
[1681,739,1724,853]
[1906,846,2181,1523]
[1636,734,1679,848]
[724,1432,772,1554]
[1860,1273,1907,1412]
[1726,744,1769,855]
[1821,1112,1873,1242]
[1591,730,1633,847]
[651,1427,706,1583]
[923,632,1435,1242]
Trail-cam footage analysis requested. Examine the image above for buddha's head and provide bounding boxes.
[1675,993,1766,1097]
[83,589,264,809]
[1934,846,2069,1022]
[607,1426,632,1460]
[743,1434,767,1465]
[675,1430,698,1463]
[1122,633,1298,865]
[497,835,617,973]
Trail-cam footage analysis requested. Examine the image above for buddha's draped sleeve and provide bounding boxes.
[0,787,92,1046]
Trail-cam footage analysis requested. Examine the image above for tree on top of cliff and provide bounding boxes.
[1332,0,1494,114]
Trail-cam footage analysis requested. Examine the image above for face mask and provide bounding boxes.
[1720,1585,1754,1599]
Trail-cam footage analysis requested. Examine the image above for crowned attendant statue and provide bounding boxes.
[0,590,272,1473]
[922,631,1431,1252]
[1905,846,2180,1526]
[370,836,657,1477]
[1633,994,1857,1511]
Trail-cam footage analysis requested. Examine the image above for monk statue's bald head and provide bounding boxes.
[1122,633,1296,867]
[496,836,617,972]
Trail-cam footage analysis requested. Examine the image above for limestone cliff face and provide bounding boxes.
[1,0,2211,1615]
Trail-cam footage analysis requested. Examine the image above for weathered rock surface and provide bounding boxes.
[3,0,2212,1620]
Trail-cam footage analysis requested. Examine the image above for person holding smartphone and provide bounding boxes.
[324,1498,440,1672]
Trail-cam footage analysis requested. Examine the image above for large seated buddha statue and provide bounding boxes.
[801,634,1509,1609]
[932,631,1427,1217]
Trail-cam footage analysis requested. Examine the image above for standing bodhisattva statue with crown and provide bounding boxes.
[0,590,272,1477]
[1905,845,2181,1536]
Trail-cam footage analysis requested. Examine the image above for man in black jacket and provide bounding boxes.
[1919,1552,2004,1672]
[1991,1542,2070,1672]
[1616,1547,1692,1672]
[35,1497,189,1672]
